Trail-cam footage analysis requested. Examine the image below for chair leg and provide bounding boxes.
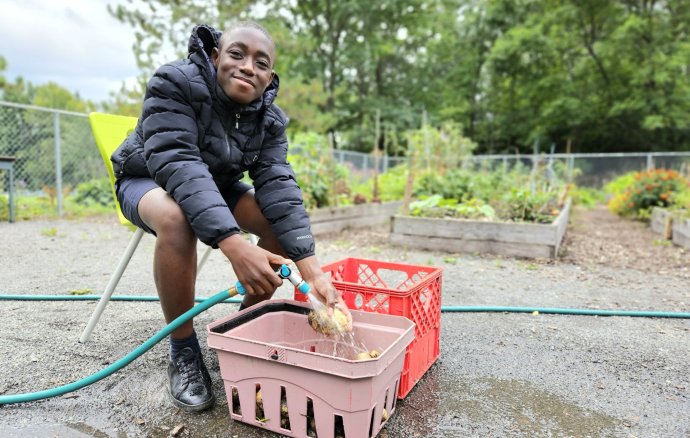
[79,228,145,343]
[196,244,213,277]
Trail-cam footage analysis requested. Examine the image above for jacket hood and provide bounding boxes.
[187,24,280,113]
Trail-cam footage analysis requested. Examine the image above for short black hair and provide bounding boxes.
[218,20,274,50]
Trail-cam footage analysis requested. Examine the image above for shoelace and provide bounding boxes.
[177,354,203,386]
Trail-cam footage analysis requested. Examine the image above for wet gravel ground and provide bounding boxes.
[0,215,688,437]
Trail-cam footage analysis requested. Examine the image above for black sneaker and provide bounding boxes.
[167,347,215,412]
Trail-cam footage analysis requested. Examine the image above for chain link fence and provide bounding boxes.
[463,153,690,188]
[1,100,689,220]
[0,101,103,218]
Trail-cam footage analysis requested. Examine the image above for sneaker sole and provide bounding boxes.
[167,388,216,413]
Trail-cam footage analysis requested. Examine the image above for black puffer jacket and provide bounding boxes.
[111,25,314,261]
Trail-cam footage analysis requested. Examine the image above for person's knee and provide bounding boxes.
[139,189,194,240]
[157,205,194,238]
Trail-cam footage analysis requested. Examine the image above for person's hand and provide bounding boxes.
[218,234,291,296]
[303,271,353,332]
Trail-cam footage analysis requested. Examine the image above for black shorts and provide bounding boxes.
[115,177,253,235]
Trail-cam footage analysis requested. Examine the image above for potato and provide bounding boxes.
[307,307,350,336]
[355,352,372,361]
[332,308,349,331]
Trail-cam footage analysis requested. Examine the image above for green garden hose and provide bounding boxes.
[0,287,238,405]
[440,306,690,319]
[1,294,688,319]
[0,292,688,405]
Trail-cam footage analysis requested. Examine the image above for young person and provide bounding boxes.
[111,21,351,412]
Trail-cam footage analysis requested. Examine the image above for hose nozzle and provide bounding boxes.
[277,264,311,295]
[234,264,311,296]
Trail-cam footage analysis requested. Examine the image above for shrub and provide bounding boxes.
[607,169,689,219]
[73,178,115,207]
[497,188,561,224]
[415,168,511,203]
[288,132,350,209]
[351,164,408,202]
[603,172,637,197]
[569,185,606,208]
[0,195,7,221]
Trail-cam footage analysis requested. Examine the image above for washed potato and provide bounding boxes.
[355,352,372,361]
[355,349,383,361]
[307,308,350,336]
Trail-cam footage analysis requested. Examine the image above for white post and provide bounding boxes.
[54,112,63,216]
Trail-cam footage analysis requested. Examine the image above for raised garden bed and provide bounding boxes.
[650,207,674,240]
[310,201,403,236]
[389,198,571,259]
[672,214,690,249]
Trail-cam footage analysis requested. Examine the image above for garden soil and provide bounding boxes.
[0,205,688,437]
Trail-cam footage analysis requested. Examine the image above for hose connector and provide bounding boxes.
[234,281,246,295]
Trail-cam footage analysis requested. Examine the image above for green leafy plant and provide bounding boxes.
[289,132,351,209]
[569,186,605,208]
[670,190,690,214]
[603,172,637,198]
[497,188,561,224]
[351,165,408,202]
[0,195,7,220]
[41,227,58,237]
[410,195,497,220]
[73,178,115,207]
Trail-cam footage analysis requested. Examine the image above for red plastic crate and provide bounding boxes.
[294,257,442,398]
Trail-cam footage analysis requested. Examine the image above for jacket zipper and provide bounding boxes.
[235,113,240,129]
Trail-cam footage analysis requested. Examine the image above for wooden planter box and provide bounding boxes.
[650,207,673,240]
[309,201,403,236]
[389,198,572,259]
[672,214,690,249]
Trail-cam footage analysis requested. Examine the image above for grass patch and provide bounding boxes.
[0,194,114,222]
[41,227,58,237]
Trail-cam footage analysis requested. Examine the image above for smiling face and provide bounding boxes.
[211,27,276,105]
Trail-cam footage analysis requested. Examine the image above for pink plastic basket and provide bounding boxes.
[207,299,415,438]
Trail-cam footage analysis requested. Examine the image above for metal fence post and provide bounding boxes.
[54,112,63,216]
[646,154,653,171]
[567,155,575,182]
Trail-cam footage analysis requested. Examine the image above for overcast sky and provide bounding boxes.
[0,0,148,102]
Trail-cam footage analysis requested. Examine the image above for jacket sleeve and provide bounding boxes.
[142,64,241,247]
[249,110,315,261]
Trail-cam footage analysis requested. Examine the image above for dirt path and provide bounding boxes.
[561,205,690,278]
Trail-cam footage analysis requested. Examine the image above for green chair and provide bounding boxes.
[79,112,216,342]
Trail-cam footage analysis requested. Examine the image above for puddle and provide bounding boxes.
[0,423,124,438]
[400,370,622,436]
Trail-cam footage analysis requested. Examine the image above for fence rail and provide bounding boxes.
[1,101,689,218]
